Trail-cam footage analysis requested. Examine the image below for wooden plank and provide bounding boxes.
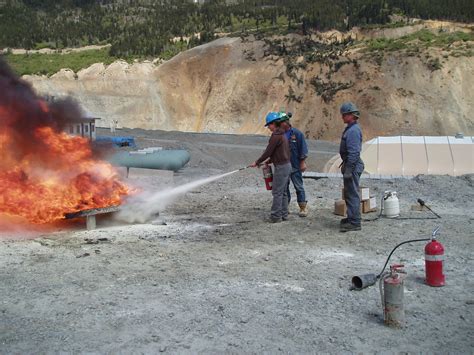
[64,205,120,219]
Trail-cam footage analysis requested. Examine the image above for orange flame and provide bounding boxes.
[0,58,130,225]
[0,111,129,224]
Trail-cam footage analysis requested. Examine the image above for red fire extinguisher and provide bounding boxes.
[262,164,273,191]
[425,226,445,287]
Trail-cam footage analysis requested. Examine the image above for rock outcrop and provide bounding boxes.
[24,27,474,141]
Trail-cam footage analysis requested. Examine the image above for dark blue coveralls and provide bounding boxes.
[285,126,308,204]
[340,122,364,226]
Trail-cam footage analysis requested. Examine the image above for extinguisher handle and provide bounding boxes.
[432,226,441,239]
[390,264,405,272]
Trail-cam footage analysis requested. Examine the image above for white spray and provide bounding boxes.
[116,169,243,223]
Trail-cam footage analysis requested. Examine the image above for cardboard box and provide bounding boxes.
[342,187,370,201]
[336,197,376,216]
[334,200,347,216]
[360,187,370,201]
[362,196,377,213]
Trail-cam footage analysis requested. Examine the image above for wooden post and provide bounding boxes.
[86,215,96,230]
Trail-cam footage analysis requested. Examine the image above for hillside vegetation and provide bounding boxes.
[3,48,116,76]
[1,0,473,60]
[2,1,473,140]
[5,28,472,77]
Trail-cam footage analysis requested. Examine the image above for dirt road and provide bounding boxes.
[1,129,473,353]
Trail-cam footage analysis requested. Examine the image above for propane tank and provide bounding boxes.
[380,264,406,328]
[262,164,273,191]
[382,191,400,218]
[425,227,445,287]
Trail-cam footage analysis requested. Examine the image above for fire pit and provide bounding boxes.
[65,205,120,230]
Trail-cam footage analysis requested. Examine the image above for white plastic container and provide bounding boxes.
[383,191,400,218]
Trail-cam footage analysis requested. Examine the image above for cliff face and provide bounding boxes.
[24,30,474,141]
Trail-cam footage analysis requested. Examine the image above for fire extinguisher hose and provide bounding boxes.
[376,238,430,278]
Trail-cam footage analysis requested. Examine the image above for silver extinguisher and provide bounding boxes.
[379,264,406,328]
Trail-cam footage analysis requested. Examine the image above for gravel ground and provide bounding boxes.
[1,128,473,353]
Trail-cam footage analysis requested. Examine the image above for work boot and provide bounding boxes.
[268,217,281,223]
[340,223,361,233]
[340,218,349,225]
[298,202,308,217]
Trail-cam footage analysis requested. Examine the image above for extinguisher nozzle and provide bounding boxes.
[351,273,378,290]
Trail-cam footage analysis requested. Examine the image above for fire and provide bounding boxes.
[0,125,130,224]
[0,59,130,224]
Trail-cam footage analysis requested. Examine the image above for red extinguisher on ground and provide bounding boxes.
[262,164,273,190]
[425,226,445,287]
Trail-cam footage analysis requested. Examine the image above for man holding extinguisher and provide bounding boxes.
[249,112,291,223]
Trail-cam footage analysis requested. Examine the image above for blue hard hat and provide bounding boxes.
[265,112,280,126]
[340,102,360,117]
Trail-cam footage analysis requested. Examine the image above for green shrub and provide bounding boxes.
[364,30,474,61]
[34,42,56,50]
[3,48,118,76]
[426,57,442,71]
[366,38,406,52]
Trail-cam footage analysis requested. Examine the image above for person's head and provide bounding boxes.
[277,111,292,130]
[340,102,360,124]
[265,112,281,132]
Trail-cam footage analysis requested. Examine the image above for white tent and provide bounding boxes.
[325,136,474,176]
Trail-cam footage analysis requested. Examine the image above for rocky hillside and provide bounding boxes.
[24,22,474,141]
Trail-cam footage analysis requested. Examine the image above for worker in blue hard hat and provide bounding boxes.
[277,111,309,217]
[249,112,291,223]
[264,111,280,127]
[339,102,364,232]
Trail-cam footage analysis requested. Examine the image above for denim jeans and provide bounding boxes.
[287,170,306,204]
[271,163,291,220]
[343,170,362,225]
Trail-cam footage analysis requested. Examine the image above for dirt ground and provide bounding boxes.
[1,128,473,353]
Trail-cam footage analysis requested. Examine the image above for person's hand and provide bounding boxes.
[343,168,353,179]
[300,160,307,172]
[249,161,258,168]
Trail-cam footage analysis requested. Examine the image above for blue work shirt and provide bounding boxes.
[285,126,308,172]
[339,122,364,173]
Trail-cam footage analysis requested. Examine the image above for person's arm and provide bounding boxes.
[255,135,279,165]
[297,131,309,160]
[250,136,278,167]
[249,158,271,167]
[297,131,308,171]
